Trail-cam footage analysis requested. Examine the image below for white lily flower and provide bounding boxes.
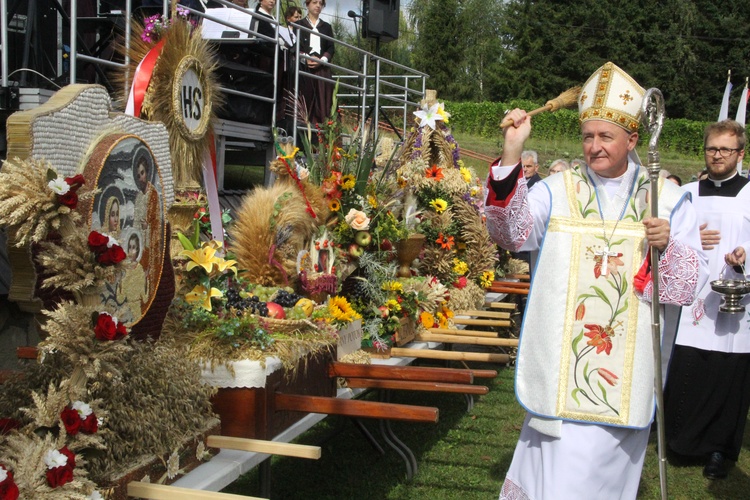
[413,102,444,130]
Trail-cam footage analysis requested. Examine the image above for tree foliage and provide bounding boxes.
[404,0,750,120]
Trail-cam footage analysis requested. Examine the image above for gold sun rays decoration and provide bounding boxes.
[114,5,223,186]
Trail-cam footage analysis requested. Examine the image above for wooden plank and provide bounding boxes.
[484,302,517,310]
[455,310,511,319]
[274,393,439,423]
[487,287,529,296]
[345,378,489,395]
[429,327,498,338]
[127,482,259,499]
[16,346,38,359]
[452,318,511,327]
[416,333,519,347]
[469,369,498,379]
[391,347,510,364]
[206,435,321,459]
[490,280,530,289]
[504,274,530,280]
[328,362,473,384]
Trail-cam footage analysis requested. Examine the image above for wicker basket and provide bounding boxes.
[248,315,320,334]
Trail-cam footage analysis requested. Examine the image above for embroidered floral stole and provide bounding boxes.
[552,167,651,424]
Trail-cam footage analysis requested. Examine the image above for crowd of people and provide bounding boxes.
[487,61,750,499]
[188,0,334,130]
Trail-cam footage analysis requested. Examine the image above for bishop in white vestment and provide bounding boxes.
[486,62,709,500]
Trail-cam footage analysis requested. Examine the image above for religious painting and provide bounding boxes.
[84,134,167,326]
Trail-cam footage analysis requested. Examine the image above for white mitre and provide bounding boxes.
[579,61,645,132]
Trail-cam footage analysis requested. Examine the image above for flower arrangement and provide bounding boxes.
[0,158,94,247]
[396,97,498,310]
[141,6,195,44]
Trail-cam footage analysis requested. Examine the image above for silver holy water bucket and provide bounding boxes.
[710,265,750,314]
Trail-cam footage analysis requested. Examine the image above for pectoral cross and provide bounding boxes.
[596,246,619,276]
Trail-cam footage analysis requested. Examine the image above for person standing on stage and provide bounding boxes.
[664,119,750,480]
[485,61,708,500]
[299,0,335,125]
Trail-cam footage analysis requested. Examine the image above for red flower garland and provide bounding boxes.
[60,404,98,435]
[94,312,128,341]
[45,447,75,488]
[55,174,86,209]
[87,231,126,266]
[0,464,19,500]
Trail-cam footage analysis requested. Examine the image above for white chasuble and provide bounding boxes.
[516,166,683,429]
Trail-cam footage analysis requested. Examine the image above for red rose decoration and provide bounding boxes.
[57,191,78,209]
[88,231,109,253]
[0,465,19,500]
[46,465,73,488]
[60,407,81,435]
[453,276,468,289]
[80,414,98,434]
[59,447,75,470]
[96,245,126,266]
[64,174,85,190]
[0,419,20,436]
[94,313,127,341]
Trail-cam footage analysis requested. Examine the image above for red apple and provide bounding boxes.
[266,302,286,319]
[348,243,364,258]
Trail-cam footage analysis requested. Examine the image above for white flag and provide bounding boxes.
[719,72,732,121]
[736,81,748,126]
[739,83,749,175]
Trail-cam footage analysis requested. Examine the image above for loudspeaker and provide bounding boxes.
[362,0,400,42]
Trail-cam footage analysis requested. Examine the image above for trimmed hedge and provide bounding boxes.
[445,100,710,158]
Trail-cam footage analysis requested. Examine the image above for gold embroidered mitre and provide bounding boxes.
[578,62,645,132]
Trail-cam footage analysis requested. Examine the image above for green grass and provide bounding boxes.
[222,362,750,499]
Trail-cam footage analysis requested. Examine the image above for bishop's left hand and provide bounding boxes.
[643,217,670,252]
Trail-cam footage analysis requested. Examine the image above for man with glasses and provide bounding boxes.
[664,119,750,480]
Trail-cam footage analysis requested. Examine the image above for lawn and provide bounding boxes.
[222,359,750,499]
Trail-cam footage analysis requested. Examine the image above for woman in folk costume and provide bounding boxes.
[485,62,709,499]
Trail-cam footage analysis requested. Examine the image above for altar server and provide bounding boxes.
[664,119,750,480]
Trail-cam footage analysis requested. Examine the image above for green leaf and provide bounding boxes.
[571,388,583,407]
[615,297,629,318]
[177,232,195,251]
[610,238,627,246]
[597,380,609,404]
[572,330,584,356]
[46,168,57,182]
[191,220,201,249]
[590,285,612,306]
[583,360,590,383]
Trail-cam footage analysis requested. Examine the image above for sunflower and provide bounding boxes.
[459,167,472,183]
[436,233,455,250]
[328,199,341,212]
[480,270,495,288]
[381,281,403,292]
[328,296,361,322]
[429,198,448,213]
[425,165,444,181]
[341,174,356,190]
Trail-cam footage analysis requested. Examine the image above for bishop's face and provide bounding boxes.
[705,131,745,181]
[582,120,638,178]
